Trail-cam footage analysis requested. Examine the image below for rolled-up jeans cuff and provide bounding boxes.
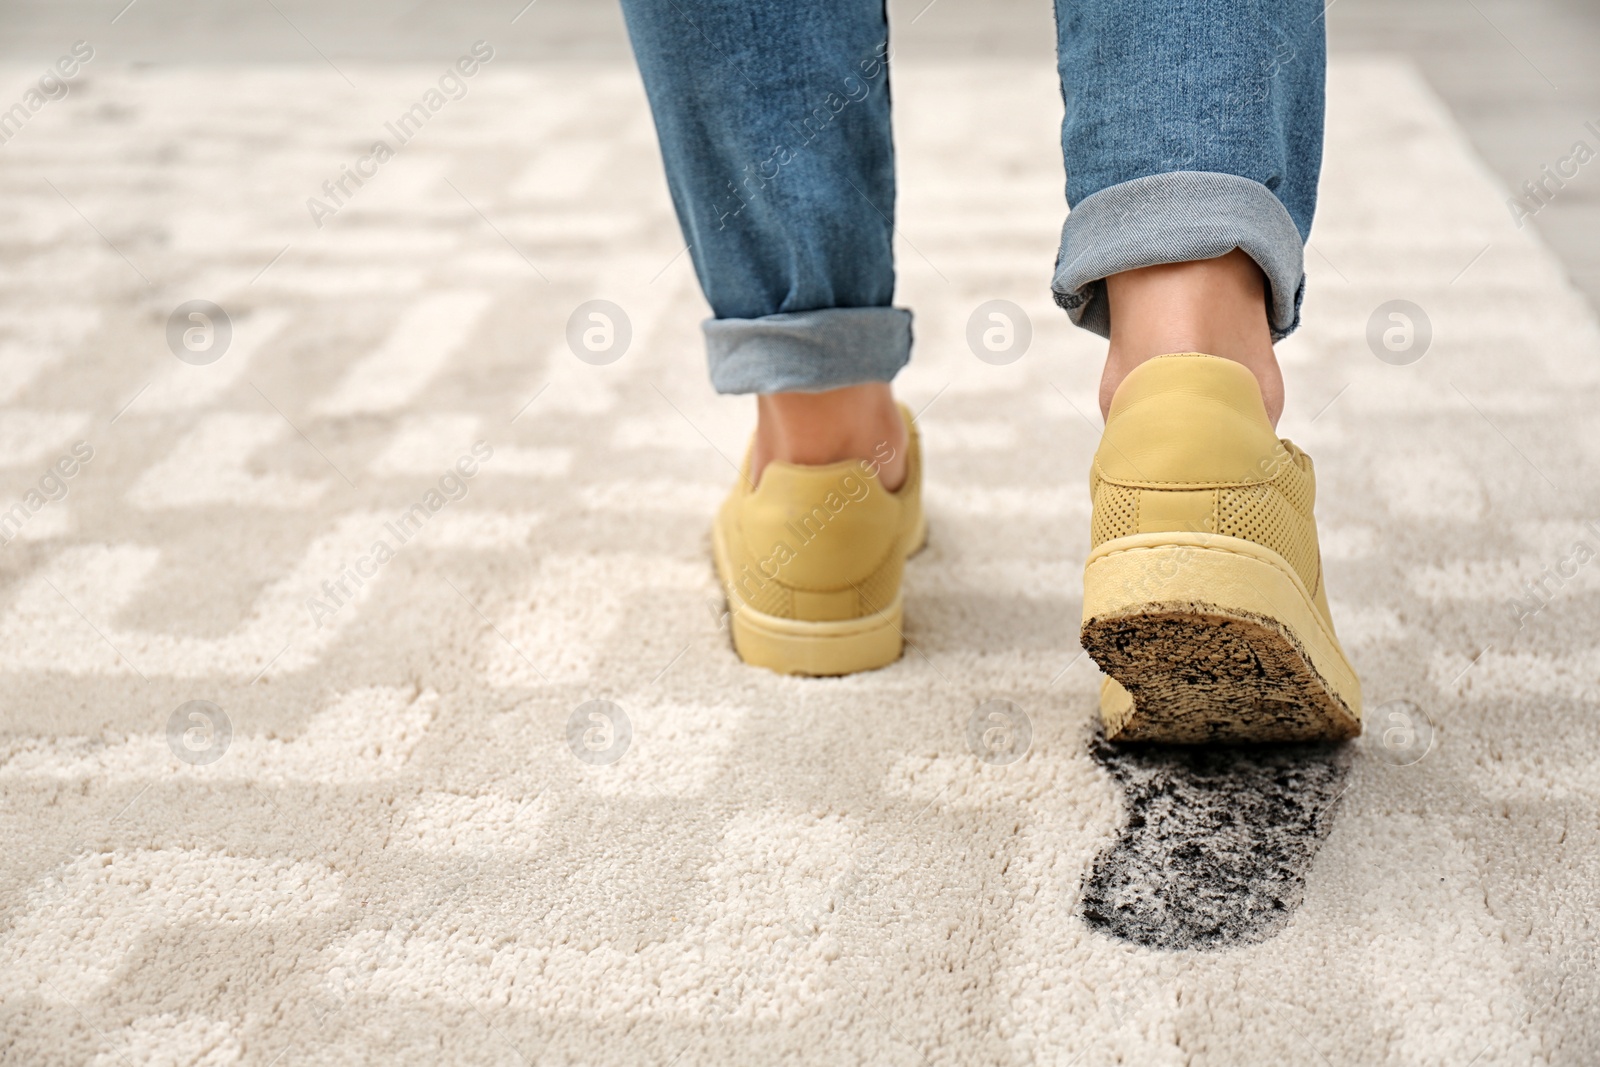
[705,307,913,395]
[1051,171,1307,342]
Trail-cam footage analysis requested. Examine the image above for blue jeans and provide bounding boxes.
[620,0,1324,394]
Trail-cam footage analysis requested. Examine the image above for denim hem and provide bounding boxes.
[1051,171,1307,342]
[705,307,913,394]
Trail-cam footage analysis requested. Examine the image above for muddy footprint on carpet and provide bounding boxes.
[1079,736,1353,951]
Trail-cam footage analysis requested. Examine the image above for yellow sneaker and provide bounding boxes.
[1080,353,1362,743]
[712,405,925,675]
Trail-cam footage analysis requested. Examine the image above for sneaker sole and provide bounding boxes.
[1080,532,1362,743]
[712,513,927,677]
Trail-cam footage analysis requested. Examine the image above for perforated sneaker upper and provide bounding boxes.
[1088,354,1327,601]
[1090,441,1323,597]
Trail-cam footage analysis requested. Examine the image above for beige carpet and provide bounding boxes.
[0,55,1596,1065]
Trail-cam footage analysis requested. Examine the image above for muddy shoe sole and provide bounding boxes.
[1080,533,1362,743]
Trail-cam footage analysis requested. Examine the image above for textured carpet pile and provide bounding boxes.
[0,56,1596,1065]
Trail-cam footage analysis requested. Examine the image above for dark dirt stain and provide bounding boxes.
[1080,737,1352,951]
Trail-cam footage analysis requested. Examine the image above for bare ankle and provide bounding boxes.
[1101,249,1284,426]
[751,383,908,491]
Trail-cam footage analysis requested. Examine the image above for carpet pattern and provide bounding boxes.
[0,55,1596,1065]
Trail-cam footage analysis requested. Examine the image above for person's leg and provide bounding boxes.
[1052,0,1324,423]
[617,0,907,488]
[1056,1,1361,742]
[753,383,907,489]
[619,0,922,676]
[1103,249,1282,425]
